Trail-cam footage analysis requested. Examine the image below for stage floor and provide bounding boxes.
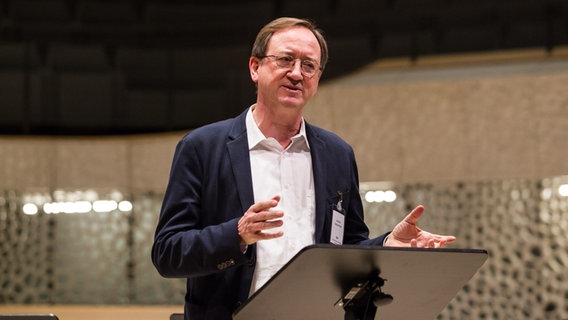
[0,305,183,320]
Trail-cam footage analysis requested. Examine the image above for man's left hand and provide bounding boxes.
[385,205,456,248]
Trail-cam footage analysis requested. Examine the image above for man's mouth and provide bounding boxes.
[283,85,302,92]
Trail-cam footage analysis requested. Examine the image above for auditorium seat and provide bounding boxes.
[116,47,169,89]
[55,72,115,129]
[324,35,374,78]
[43,43,115,131]
[0,43,40,70]
[172,88,229,129]
[10,0,71,23]
[47,43,110,72]
[77,0,138,25]
[0,43,42,132]
[119,89,169,130]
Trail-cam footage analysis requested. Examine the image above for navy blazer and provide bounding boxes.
[152,108,388,320]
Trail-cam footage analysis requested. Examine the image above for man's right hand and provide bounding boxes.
[238,195,284,245]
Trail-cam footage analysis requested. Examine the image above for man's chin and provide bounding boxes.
[279,97,306,110]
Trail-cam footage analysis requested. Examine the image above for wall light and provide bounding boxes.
[559,184,568,197]
[364,190,397,203]
[118,200,133,212]
[22,203,38,215]
[22,189,133,215]
[92,200,118,213]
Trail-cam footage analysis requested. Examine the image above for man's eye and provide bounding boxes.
[303,62,316,70]
[279,56,294,63]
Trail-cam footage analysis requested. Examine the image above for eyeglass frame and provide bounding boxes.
[259,54,322,78]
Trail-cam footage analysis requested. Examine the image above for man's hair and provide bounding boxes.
[251,17,329,71]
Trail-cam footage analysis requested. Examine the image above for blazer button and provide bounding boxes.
[217,259,235,270]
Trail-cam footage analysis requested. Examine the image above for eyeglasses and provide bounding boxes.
[261,54,321,78]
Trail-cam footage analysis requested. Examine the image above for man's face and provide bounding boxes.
[250,26,322,112]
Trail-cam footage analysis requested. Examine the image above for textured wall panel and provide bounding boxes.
[0,140,54,189]
[362,176,568,319]
[131,192,186,304]
[53,140,130,189]
[129,137,179,193]
[0,190,53,303]
[52,205,131,303]
[2,176,567,319]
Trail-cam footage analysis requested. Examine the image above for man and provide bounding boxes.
[152,17,456,320]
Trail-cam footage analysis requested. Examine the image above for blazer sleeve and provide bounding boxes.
[151,132,251,278]
[344,146,389,246]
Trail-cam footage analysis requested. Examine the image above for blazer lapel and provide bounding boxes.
[306,123,328,243]
[226,109,258,303]
[227,110,255,215]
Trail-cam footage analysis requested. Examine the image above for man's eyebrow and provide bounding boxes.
[277,50,318,62]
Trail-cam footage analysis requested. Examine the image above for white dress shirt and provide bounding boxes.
[246,106,316,294]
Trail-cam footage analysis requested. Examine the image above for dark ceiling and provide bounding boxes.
[1,0,567,135]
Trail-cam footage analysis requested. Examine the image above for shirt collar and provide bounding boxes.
[246,106,310,151]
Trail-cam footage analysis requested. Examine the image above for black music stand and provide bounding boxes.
[233,244,488,320]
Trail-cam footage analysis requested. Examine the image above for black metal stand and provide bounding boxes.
[338,270,394,320]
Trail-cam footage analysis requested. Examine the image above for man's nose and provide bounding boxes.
[288,60,303,79]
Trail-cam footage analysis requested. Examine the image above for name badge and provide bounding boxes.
[330,192,345,245]
[330,209,345,245]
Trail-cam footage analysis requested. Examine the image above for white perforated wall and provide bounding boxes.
[1,176,567,319]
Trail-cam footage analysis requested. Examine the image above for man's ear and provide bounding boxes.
[249,56,260,84]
